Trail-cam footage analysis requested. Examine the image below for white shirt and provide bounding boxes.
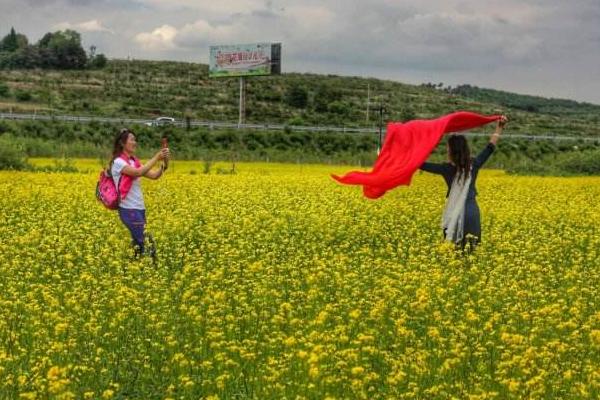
[111,157,145,210]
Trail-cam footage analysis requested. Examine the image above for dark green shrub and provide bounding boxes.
[14,89,32,101]
[328,100,350,116]
[0,135,29,170]
[0,81,9,96]
[0,120,10,133]
[285,85,308,108]
[557,150,600,175]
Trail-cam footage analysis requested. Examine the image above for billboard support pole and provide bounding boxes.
[238,76,246,128]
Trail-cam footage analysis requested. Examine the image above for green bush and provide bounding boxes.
[557,150,600,175]
[0,135,29,170]
[14,89,31,101]
[36,158,79,173]
[0,120,9,134]
[507,149,600,176]
[285,85,308,108]
[0,81,9,97]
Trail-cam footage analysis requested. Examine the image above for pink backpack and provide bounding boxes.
[95,154,140,210]
[96,169,121,210]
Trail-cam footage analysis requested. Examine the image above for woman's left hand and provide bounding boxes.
[498,115,508,128]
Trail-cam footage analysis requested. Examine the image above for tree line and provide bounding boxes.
[1,118,599,174]
[0,27,107,70]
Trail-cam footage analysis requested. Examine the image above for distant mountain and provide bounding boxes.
[447,84,600,116]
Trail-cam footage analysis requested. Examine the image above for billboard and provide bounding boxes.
[209,43,281,78]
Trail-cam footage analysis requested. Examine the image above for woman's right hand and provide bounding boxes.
[157,148,170,160]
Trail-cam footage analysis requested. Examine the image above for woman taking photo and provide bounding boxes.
[110,128,169,259]
[420,116,508,250]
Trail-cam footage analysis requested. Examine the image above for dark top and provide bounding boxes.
[419,143,495,200]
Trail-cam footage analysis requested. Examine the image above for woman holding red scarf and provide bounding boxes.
[420,116,508,250]
[110,128,169,258]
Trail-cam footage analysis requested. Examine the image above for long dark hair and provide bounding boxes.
[447,135,471,180]
[112,128,132,161]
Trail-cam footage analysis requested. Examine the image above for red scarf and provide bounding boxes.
[118,153,141,200]
[332,111,500,199]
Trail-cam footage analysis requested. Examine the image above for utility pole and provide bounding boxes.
[377,101,385,155]
[238,76,246,127]
[366,83,370,123]
[127,53,131,84]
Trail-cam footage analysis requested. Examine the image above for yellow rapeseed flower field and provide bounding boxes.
[0,160,599,399]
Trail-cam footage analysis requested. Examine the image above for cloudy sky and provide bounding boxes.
[2,0,599,104]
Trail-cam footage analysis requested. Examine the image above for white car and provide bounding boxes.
[146,117,175,127]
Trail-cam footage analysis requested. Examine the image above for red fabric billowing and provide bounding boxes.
[332,111,500,199]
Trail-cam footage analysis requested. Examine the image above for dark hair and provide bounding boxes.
[447,135,471,180]
[112,128,133,161]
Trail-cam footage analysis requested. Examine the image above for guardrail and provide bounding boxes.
[1,112,598,142]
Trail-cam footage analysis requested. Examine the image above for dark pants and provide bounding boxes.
[463,200,481,250]
[118,208,146,255]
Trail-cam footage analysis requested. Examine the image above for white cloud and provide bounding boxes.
[176,19,236,48]
[134,0,264,15]
[53,19,114,33]
[140,5,336,56]
[134,24,178,50]
[2,0,600,102]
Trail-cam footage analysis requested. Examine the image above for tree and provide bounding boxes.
[0,28,105,70]
[87,45,107,69]
[90,53,107,69]
[313,84,342,113]
[399,107,416,122]
[37,30,87,69]
[285,84,309,108]
[17,45,42,68]
[15,34,28,49]
[37,32,54,48]
[0,28,19,52]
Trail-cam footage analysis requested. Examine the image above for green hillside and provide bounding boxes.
[1,59,600,175]
[1,59,599,137]
[448,84,600,118]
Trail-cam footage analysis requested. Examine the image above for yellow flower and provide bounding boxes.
[297,350,308,359]
[54,322,69,335]
[284,336,297,347]
[1,163,600,398]
[47,366,61,381]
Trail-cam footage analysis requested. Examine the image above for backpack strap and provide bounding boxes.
[116,174,122,205]
[108,156,124,205]
[119,154,142,169]
[116,153,138,202]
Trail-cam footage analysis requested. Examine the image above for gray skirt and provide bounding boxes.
[443,199,482,244]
